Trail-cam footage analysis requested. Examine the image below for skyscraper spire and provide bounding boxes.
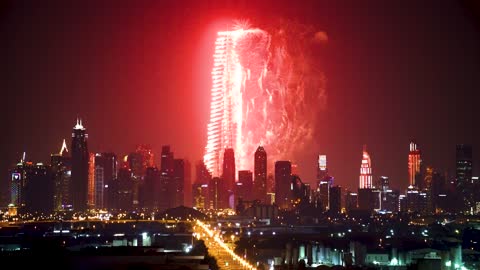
[74,116,85,130]
[60,138,69,155]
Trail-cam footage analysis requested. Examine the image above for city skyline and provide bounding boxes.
[2,0,480,197]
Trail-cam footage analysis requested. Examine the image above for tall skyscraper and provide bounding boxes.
[329,186,341,215]
[159,146,174,211]
[456,144,473,213]
[94,153,117,210]
[408,141,422,187]
[317,154,328,182]
[71,118,89,212]
[128,145,154,208]
[10,153,33,209]
[113,166,133,211]
[318,176,333,211]
[275,161,292,209]
[208,177,228,209]
[51,139,72,212]
[173,159,186,207]
[254,146,267,202]
[222,148,236,192]
[379,176,389,192]
[237,170,253,202]
[144,166,160,210]
[24,163,54,214]
[359,145,373,189]
[87,153,95,209]
[193,161,211,209]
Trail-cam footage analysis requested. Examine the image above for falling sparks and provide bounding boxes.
[204,21,327,177]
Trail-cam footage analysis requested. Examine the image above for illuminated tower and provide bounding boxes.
[71,117,89,212]
[204,30,240,178]
[87,153,95,209]
[254,146,267,202]
[359,145,373,189]
[408,141,422,187]
[317,155,328,182]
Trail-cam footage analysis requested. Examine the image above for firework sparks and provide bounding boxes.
[204,21,327,177]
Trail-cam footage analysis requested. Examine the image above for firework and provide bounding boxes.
[204,21,327,177]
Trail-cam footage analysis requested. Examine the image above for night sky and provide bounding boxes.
[1,0,480,202]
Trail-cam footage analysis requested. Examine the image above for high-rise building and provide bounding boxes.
[24,163,54,214]
[318,175,333,211]
[144,166,160,210]
[222,148,236,192]
[275,161,292,209]
[209,177,228,209]
[173,159,186,207]
[359,145,373,189]
[254,146,267,202]
[193,161,212,208]
[408,141,422,187]
[193,183,209,209]
[159,146,174,211]
[317,154,328,182]
[237,170,253,202]
[358,188,376,212]
[379,176,389,192]
[183,160,192,207]
[345,192,358,213]
[128,145,154,208]
[456,144,473,213]
[329,186,341,215]
[51,139,72,212]
[94,153,117,210]
[113,166,133,211]
[10,154,33,209]
[87,153,95,209]
[71,118,89,212]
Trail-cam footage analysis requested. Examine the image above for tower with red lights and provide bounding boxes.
[359,145,373,189]
[408,141,422,187]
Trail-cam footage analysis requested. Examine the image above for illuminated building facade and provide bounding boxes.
[71,118,89,212]
[10,154,33,209]
[408,141,422,187]
[317,154,328,182]
[87,153,95,209]
[254,146,267,202]
[359,145,373,189]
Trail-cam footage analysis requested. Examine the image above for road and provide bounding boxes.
[194,220,256,270]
